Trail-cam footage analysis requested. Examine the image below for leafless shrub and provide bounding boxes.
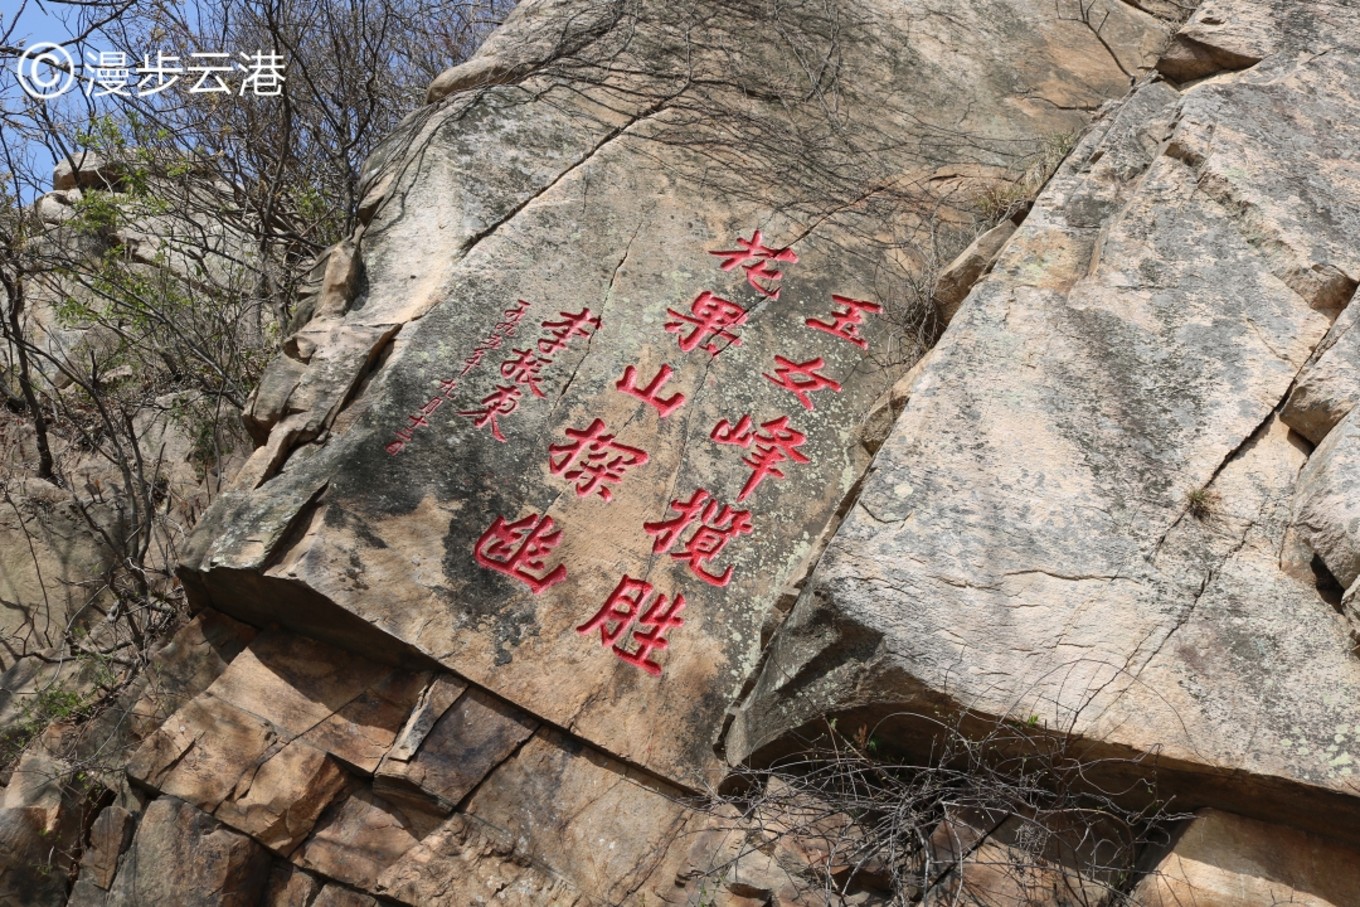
[698,711,1187,906]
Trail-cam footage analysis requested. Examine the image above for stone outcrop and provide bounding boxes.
[0,477,125,666]
[7,0,1360,905]
[1133,809,1360,907]
[1282,299,1360,443]
[52,153,123,193]
[179,0,1170,793]
[1293,408,1360,594]
[733,0,1360,844]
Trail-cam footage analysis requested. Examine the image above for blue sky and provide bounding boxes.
[2,1,172,198]
[2,1,77,197]
[2,0,80,49]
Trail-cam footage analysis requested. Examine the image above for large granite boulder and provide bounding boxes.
[179,0,1174,790]
[732,0,1360,838]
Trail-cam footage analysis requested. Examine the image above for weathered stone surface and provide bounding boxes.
[375,813,587,907]
[0,477,123,671]
[732,0,1360,836]
[462,728,706,905]
[373,724,757,906]
[127,690,350,852]
[53,151,122,191]
[124,629,438,852]
[181,0,1177,789]
[1155,0,1335,83]
[214,738,350,853]
[1292,407,1360,590]
[261,863,322,906]
[66,876,112,907]
[0,802,77,907]
[105,797,271,906]
[375,685,536,811]
[292,788,424,891]
[1345,578,1360,646]
[243,354,310,445]
[202,630,425,773]
[34,188,79,224]
[311,884,383,907]
[304,669,430,775]
[922,806,1132,907]
[1283,297,1360,444]
[129,693,279,807]
[0,743,83,907]
[0,612,252,904]
[381,673,467,765]
[81,804,136,890]
[934,220,1017,325]
[1133,809,1360,907]
[426,0,624,103]
[683,786,890,906]
[1174,0,1277,63]
[122,610,256,738]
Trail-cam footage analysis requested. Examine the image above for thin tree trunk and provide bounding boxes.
[2,270,58,484]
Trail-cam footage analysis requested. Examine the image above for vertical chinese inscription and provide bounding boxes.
[443,228,882,679]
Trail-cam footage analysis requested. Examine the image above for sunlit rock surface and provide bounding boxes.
[733,0,1360,838]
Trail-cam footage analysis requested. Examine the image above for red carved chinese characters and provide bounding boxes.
[709,229,799,299]
[711,414,756,447]
[644,489,753,587]
[764,355,842,411]
[549,419,650,501]
[538,309,602,356]
[473,513,567,594]
[805,295,882,349]
[577,575,686,676]
[666,291,747,356]
[616,363,685,417]
[459,385,522,442]
[461,333,502,376]
[739,416,811,501]
[496,299,532,334]
[387,376,464,454]
[387,301,535,454]
[501,348,551,397]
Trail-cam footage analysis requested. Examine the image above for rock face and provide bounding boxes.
[1282,300,1360,443]
[733,0,1360,838]
[179,0,1168,790]
[11,0,1360,905]
[1133,809,1360,907]
[1293,408,1360,593]
[0,478,125,664]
